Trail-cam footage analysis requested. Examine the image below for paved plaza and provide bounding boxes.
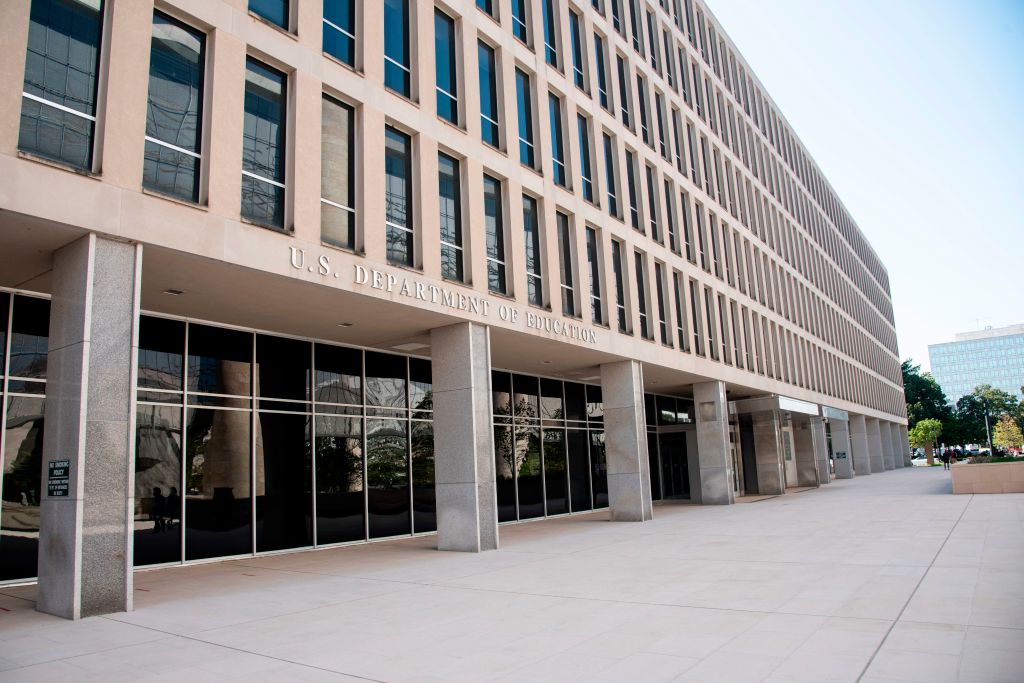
[1,467,1021,682]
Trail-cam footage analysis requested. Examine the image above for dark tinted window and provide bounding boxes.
[241,59,287,228]
[187,324,252,396]
[383,0,410,96]
[384,126,413,266]
[138,316,184,391]
[250,0,288,28]
[323,0,355,65]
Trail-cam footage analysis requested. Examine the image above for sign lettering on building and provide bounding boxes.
[288,248,598,345]
[47,460,70,497]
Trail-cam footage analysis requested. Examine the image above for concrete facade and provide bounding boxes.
[0,0,908,618]
[830,418,854,479]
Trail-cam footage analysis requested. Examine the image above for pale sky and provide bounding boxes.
[705,0,1024,372]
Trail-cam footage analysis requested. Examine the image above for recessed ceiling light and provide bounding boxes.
[162,289,184,296]
[542,360,552,364]
[337,322,354,327]
[579,375,600,381]
[392,342,429,351]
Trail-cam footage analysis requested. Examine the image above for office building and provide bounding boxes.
[0,0,908,619]
[929,324,1024,403]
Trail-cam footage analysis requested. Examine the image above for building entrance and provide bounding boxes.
[658,432,690,499]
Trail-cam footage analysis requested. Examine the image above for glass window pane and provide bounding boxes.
[523,195,542,306]
[384,126,413,266]
[315,415,364,544]
[185,407,252,560]
[0,292,8,376]
[515,69,534,167]
[366,418,409,538]
[544,428,568,515]
[133,404,182,566]
[567,428,591,511]
[321,95,355,249]
[256,334,310,402]
[484,174,506,294]
[590,430,608,508]
[409,358,432,417]
[540,378,564,421]
[242,58,286,228]
[512,374,539,420]
[412,421,435,533]
[478,42,499,146]
[564,382,586,421]
[1,396,45,581]
[438,152,463,281]
[365,351,407,410]
[515,425,543,519]
[187,323,252,396]
[434,9,458,125]
[314,343,361,405]
[384,0,410,96]
[323,0,355,65]
[494,424,516,522]
[10,295,49,380]
[138,316,184,391]
[250,0,288,28]
[255,412,312,551]
[19,0,103,169]
[492,371,512,419]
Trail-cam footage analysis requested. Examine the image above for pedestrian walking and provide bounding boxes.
[941,451,951,470]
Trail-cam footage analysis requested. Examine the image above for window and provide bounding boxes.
[655,92,668,159]
[542,0,559,66]
[625,149,640,231]
[384,0,411,97]
[646,11,659,71]
[484,174,506,294]
[557,213,575,316]
[611,0,623,33]
[523,195,543,306]
[511,0,529,43]
[477,0,494,16]
[586,227,603,325]
[680,191,694,262]
[594,34,610,110]
[577,115,594,203]
[438,153,463,281]
[695,201,708,271]
[241,58,287,229]
[705,286,718,360]
[384,126,413,266]
[602,133,618,217]
[569,11,586,89]
[689,279,704,355]
[323,1,356,65]
[655,263,669,345]
[612,240,629,332]
[434,9,458,125]
[515,69,535,167]
[718,293,731,363]
[478,42,500,146]
[636,74,650,146]
[686,121,700,183]
[663,180,678,253]
[250,0,288,29]
[673,272,691,352]
[549,93,567,187]
[671,108,684,173]
[19,0,104,170]
[628,0,642,53]
[144,12,205,203]
[645,165,660,242]
[616,55,632,128]
[635,251,650,339]
[321,95,356,250]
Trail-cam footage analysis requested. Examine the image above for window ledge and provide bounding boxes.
[248,11,298,41]
[141,187,208,211]
[17,150,100,180]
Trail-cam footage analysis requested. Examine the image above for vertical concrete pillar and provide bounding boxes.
[430,322,498,552]
[692,381,734,505]
[849,414,870,476]
[791,415,819,487]
[880,421,895,470]
[600,360,654,521]
[752,410,785,494]
[811,417,831,484]
[830,419,854,479]
[889,423,905,468]
[900,425,912,466]
[865,418,885,473]
[38,235,142,619]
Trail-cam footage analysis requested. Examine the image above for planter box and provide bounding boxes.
[951,460,1024,494]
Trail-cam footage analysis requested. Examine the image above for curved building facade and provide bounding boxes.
[0,0,907,618]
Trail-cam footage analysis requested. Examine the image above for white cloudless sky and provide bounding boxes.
[705,0,1024,372]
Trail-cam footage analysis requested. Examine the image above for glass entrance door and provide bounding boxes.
[729,424,744,494]
[658,432,689,499]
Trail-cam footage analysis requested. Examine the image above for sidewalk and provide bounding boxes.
[1,468,1021,682]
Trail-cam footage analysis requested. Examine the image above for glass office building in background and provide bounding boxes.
[928,324,1024,403]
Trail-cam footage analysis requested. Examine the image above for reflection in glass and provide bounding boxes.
[185,408,252,560]
[256,334,310,402]
[134,404,182,566]
[567,428,591,512]
[492,372,512,421]
[512,374,539,420]
[411,421,435,533]
[564,382,586,422]
[321,95,356,249]
[409,358,432,418]
[590,430,608,508]
[516,425,543,519]
[494,425,516,522]
[366,418,409,537]
[10,295,49,379]
[383,0,411,96]
[315,343,361,406]
[255,412,311,551]
[366,351,406,410]
[315,415,364,544]
[138,316,184,391]
[543,428,568,515]
[586,385,604,423]
[484,174,506,294]
[241,58,286,228]
[1,396,44,581]
[323,0,355,65]
[384,126,414,266]
[144,13,204,202]
[438,152,463,281]
[0,292,8,376]
[187,324,252,396]
[434,9,458,125]
[540,378,563,421]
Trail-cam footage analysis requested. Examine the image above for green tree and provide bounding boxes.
[993,414,1023,451]
[908,418,943,465]
[901,360,952,428]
